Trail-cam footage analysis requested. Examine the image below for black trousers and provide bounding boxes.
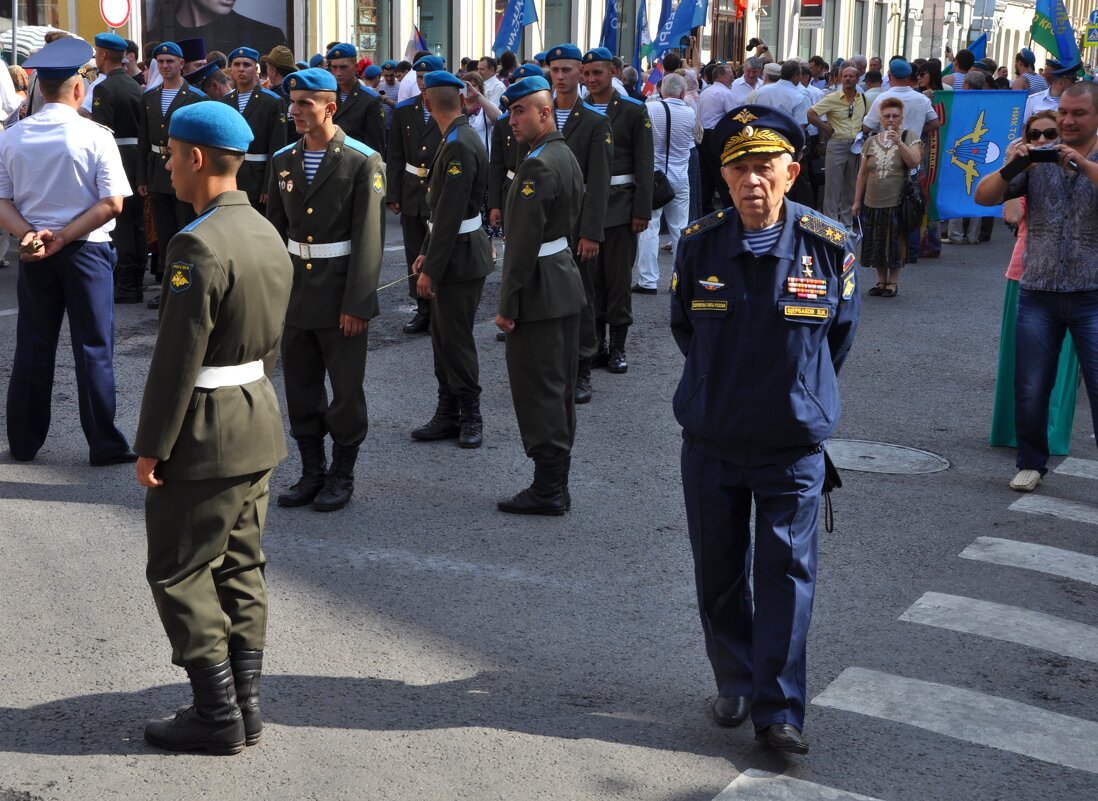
[594,224,637,328]
[505,314,579,462]
[150,192,195,277]
[571,237,598,361]
[112,155,146,292]
[700,130,733,215]
[282,324,369,447]
[430,276,485,402]
[401,214,429,303]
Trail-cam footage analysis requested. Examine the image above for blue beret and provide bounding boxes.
[582,47,614,65]
[94,33,127,52]
[229,47,260,64]
[381,60,398,69]
[502,76,551,105]
[178,38,205,63]
[309,53,325,68]
[170,101,253,153]
[295,61,308,70]
[414,55,444,72]
[327,43,357,61]
[534,51,547,63]
[713,105,805,166]
[1019,48,1036,66]
[424,70,463,90]
[152,42,184,59]
[284,67,338,92]
[24,38,94,79]
[511,64,544,81]
[545,44,583,63]
[184,62,220,86]
[888,58,912,79]
[363,65,382,79]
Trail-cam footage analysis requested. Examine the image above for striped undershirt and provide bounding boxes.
[236,91,252,113]
[423,106,431,124]
[340,92,349,103]
[589,102,608,115]
[554,107,570,130]
[161,88,179,116]
[303,150,325,183]
[742,223,782,255]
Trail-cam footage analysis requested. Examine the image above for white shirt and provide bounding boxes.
[727,75,759,107]
[397,69,420,103]
[647,96,695,183]
[483,75,505,107]
[0,103,132,242]
[752,80,810,125]
[801,82,823,135]
[697,81,738,129]
[468,108,493,156]
[1024,89,1060,123]
[0,57,22,117]
[863,85,939,137]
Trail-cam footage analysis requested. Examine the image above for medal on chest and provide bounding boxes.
[787,258,827,299]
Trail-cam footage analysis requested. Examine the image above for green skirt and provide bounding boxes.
[990,279,1079,454]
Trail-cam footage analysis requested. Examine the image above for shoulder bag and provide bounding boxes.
[651,101,675,210]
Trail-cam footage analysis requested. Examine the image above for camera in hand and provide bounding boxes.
[1029,147,1060,163]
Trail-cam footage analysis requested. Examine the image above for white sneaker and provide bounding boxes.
[1009,469,1042,492]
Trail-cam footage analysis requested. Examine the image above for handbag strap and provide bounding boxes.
[660,100,671,172]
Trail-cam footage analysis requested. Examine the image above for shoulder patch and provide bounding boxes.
[797,212,849,247]
[519,179,536,199]
[180,207,218,233]
[168,262,193,293]
[342,135,377,158]
[372,172,384,194]
[681,209,731,240]
[841,252,857,300]
[582,102,606,116]
[396,97,418,109]
[446,160,463,177]
[261,88,281,100]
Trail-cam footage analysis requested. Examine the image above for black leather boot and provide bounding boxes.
[497,459,567,516]
[313,442,358,511]
[561,454,572,511]
[608,326,628,374]
[144,659,246,755]
[411,390,461,441]
[403,299,430,334]
[230,650,263,746]
[277,436,328,507]
[457,397,483,449]
[574,359,593,404]
[592,321,609,368]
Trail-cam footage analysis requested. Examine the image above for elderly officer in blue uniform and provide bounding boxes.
[672,106,859,755]
[0,37,135,466]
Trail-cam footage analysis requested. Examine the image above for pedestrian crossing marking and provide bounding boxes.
[812,667,1098,774]
[1053,457,1098,480]
[712,769,884,800]
[900,591,1098,663]
[1009,494,1098,526]
[959,536,1098,586]
[0,308,17,317]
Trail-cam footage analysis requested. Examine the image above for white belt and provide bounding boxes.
[244,153,268,162]
[610,174,635,186]
[115,137,138,146]
[505,169,516,181]
[538,237,568,257]
[286,239,352,259]
[150,144,164,154]
[404,163,430,178]
[428,216,482,235]
[194,361,264,390]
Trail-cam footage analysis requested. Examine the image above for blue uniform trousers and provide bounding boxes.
[681,439,823,731]
[7,240,130,462]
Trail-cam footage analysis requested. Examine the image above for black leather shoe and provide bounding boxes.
[710,696,750,728]
[754,723,809,754]
[631,284,657,295]
[146,294,160,310]
[89,449,139,466]
[402,310,430,334]
[496,331,508,342]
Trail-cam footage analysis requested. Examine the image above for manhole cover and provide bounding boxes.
[827,439,949,475]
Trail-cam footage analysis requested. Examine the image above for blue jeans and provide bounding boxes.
[1015,288,1098,472]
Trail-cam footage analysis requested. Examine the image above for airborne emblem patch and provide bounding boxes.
[447,161,463,177]
[169,263,192,293]
[520,180,536,199]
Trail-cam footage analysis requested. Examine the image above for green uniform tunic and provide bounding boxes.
[388,95,442,299]
[500,131,586,461]
[135,191,293,668]
[488,111,522,224]
[221,86,288,209]
[333,83,387,155]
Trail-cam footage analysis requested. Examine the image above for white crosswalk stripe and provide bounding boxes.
[900,591,1098,663]
[712,770,884,800]
[1053,457,1098,480]
[959,536,1098,586]
[812,667,1098,774]
[1009,494,1098,526]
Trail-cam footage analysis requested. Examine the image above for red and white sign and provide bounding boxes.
[100,0,131,29]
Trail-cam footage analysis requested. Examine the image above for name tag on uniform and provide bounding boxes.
[691,299,728,312]
[780,300,830,322]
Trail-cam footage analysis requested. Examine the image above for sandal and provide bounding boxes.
[881,283,898,297]
[867,283,886,296]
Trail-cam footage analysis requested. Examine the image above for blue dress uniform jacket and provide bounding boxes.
[671,201,859,466]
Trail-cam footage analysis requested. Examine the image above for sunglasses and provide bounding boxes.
[1027,128,1058,141]
[847,102,854,118]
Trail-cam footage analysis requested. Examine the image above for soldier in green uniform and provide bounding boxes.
[545,44,613,403]
[267,68,386,512]
[408,71,494,449]
[91,32,146,304]
[387,55,443,335]
[222,46,288,213]
[138,41,207,309]
[582,47,654,374]
[487,63,544,233]
[135,102,293,754]
[327,43,387,155]
[495,77,586,515]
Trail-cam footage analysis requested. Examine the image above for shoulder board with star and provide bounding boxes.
[681,209,731,241]
[797,212,849,248]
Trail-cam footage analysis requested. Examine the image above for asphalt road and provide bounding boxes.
[1,214,1097,801]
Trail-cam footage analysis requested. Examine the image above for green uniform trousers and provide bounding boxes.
[146,469,272,668]
[430,276,485,402]
[401,215,429,300]
[282,324,370,447]
[594,224,637,328]
[505,314,579,461]
[572,243,598,361]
